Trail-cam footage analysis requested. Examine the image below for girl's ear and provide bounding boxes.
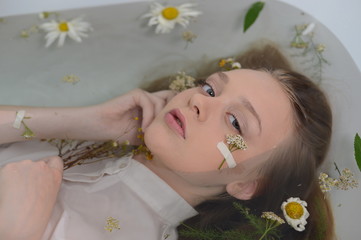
[226,180,258,200]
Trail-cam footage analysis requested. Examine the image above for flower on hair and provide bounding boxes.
[39,17,92,47]
[319,168,358,193]
[334,168,359,190]
[141,2,202,34]
[261,212,285,225]
[318,172,337,193]
[218,134,247,169]
[169,71,196,92]
[218,58,241,71]
[260,211,285,239]
[281,197,309,232]
[104,217,120,232]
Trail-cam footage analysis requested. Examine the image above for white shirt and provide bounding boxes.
[0,141,198,240]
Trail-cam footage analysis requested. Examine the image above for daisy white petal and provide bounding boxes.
[148,17,159,26]
[40,21,58,31]
[68,30,82,42]
[45,32,60,48]
[177,18,190,28]
[77,32,89,38]
[57,33,67,47]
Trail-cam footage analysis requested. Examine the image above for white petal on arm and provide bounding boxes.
[57,33,67,47]
[68,28,82,42]
[45,32,60,48]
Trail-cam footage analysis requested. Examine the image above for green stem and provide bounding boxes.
[258,227,270,240]
[334,162,341,176]
[218,159,226,169]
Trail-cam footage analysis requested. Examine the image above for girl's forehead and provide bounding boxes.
[223,70,287,100]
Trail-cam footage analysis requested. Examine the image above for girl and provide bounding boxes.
[0,45,334,240]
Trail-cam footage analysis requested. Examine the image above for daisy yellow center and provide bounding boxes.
[161,7,179,20]
[285,202,304,219]
[58,22,69,32]
[219,59,227,67]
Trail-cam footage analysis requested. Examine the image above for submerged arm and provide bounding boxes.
[0,89,175,145]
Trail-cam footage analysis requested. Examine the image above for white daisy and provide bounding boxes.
[39,17,92,47]
[142,2,202,34]
[281,197,310,232]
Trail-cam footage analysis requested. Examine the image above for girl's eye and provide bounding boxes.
[229,114,241,133]
[201,83,215,97]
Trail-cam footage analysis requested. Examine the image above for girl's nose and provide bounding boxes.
[189,93,213,122]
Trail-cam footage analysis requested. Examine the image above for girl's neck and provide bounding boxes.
[133,154,225,207]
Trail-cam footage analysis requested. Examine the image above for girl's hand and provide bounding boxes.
[105,89,175,130]
[0,156,63,240]
[90,89,175,143]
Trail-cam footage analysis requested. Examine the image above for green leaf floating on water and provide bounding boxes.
[355,133,361,171]
[243,1,265,32]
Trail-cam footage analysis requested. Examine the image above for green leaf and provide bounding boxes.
[243,1,265,33]
[354,133,361,171]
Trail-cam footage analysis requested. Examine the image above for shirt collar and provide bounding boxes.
[121,158,198,226]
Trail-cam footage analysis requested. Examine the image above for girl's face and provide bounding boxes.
[144,69,293,180]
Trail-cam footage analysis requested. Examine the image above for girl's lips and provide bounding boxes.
[164,109,186,138]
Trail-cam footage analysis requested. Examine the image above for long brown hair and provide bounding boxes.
[177,44,334,240]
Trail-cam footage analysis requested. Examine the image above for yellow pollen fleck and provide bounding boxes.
[285,202,304,219]
[58,22,69,32]
[219,59,227,67]
[161,7,179,20]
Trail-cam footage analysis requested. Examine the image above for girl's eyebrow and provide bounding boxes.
[217,72,229,83]
[239,96,262,135]
[217,71,262,134]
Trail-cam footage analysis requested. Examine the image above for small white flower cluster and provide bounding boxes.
[335,168,359,190]
[226,134,247,150]
[104,217,120,232]
[62,74,80,84]
[182,30,197,43]
[319,172,338,193]
[261,211,285,225]
[169,72,196,92]
[319,168,359,193]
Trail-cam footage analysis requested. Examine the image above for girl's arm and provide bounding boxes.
[0,89,175,145]
[0,105,95,144]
